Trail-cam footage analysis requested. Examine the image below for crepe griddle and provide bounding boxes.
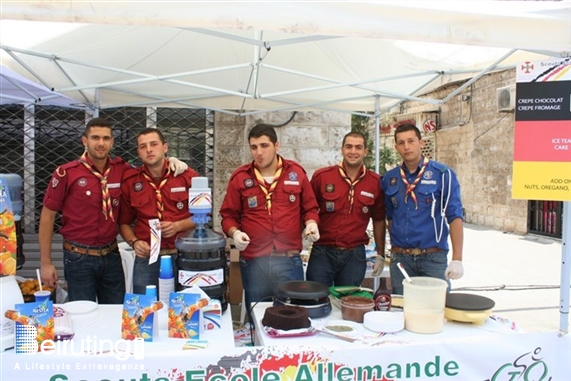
[445,293,495,324]
[273,280,331,318]
[445,293,495,311]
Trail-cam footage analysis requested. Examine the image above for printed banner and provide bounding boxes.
[512,57,571,201]
[2,332,570,380]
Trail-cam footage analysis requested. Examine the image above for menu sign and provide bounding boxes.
[512,58,571,201]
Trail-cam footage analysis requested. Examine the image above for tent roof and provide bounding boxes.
[1,1,570,115]
[0,65,82,108]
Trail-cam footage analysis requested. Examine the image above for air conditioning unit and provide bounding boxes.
[496,85,515,112]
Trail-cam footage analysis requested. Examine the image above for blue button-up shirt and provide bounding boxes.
[382,157,463,250]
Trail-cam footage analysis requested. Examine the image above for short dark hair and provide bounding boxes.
[394,123,421,141]
[85,117,112,136]
[137,127,165,144]
[342,131,367,147]
[248,124,278,144]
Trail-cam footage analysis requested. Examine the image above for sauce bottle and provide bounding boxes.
[373,277,392,311]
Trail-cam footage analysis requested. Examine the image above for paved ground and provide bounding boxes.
[452,223,568,333]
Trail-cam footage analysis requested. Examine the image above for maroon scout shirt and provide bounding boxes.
[220,157,319,260]
[310,165,385,248]
[43,156,131,246]
[119,162,199,249]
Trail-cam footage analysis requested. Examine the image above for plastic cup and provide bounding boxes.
[403,276,447,334]
[146,285,157,299]
[159,255,174,279]
[34,290,52,302]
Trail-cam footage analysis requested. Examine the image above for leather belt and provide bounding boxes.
[270,250,299,257]
[329,246,353,251]
[390,246,441,256]
[159,248,178,256]
[64,240,118,256]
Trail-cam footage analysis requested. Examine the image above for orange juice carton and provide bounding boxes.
[167,292,208,339]
[121,293,163,342]
[0,177,18,276]
[202,299,222,330]
[6,300,54,353]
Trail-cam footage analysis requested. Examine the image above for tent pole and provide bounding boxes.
[93,88,100,118]
[560,201,570,335]
[374,95,380,174]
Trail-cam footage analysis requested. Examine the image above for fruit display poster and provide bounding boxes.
[0,178,17,275]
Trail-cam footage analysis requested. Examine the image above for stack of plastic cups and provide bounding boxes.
[146,285,159,339]
[159,255,175,305]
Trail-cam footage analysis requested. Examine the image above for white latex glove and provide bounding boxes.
[445,260,464,280]
[371,255,385,277]
[304,222,320,243]
[168,157,188,177]
[232,230,250,251]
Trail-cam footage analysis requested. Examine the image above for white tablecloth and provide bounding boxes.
[252,301,517,347]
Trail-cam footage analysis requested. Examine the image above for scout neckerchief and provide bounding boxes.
[142,165,171,220]
[253,155,283,215]
[400,156,429,210]
[338,162,366,213]
[79,152,114,221]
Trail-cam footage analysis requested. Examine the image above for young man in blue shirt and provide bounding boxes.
[382,124,464,294]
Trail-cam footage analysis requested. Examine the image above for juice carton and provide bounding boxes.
[202,299,222,330]
[168,292,208,339]
[121,293,163,342]
[5,300,54,353]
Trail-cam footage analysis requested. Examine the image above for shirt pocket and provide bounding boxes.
[131,190,151,208]
[321,191,341,213]
[356,192,375,216]
[278,184,302,206]
[416,183,440,210]
[69,181,99,203]
[166,189,188,210]
[384,186,399,209]
[242,186,264,209]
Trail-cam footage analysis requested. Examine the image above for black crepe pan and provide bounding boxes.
[445,293,495,324]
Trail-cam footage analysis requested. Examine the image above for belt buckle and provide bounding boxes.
[411,248,422,255]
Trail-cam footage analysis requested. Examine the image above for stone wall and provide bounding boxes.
[212,111,351,233]
[397,68,528,233]
[210,68,529,235]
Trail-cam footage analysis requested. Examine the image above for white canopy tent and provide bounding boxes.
[0,1,569,115]
[0,65,83,108]
[0,1,570,334]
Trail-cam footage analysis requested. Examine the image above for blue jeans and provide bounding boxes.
[306,245,367,287]
[133,255,179,295]
[240,254,304,322]
[389,251,451,295]
[63,248,125,304]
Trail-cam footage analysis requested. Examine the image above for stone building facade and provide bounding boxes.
[391,68,527,233]
[211,68,529,237]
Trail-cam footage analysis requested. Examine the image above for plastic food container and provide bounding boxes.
[340,296,374,323]
[403,277,447,334]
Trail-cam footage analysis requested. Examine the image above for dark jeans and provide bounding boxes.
[133,255,179,295]
[240,254,304,322]
[389,251,451,295]
[63,248,125,304]
[306,244,367,287]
